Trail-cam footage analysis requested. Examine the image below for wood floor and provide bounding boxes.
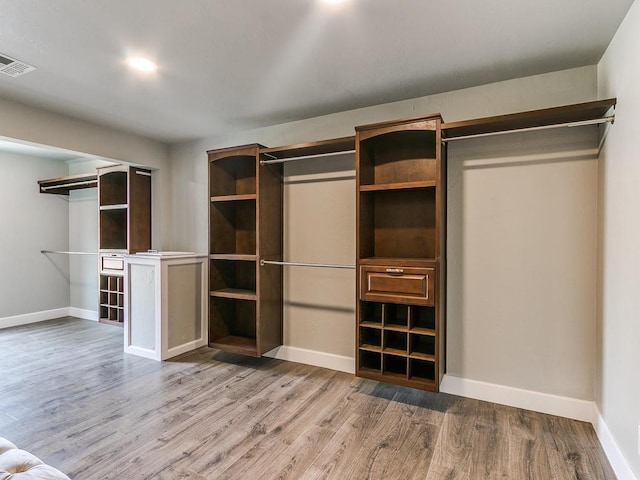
[0,318,615,480]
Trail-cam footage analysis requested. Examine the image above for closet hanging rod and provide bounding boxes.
[442,115,615,142]
[260,149,356,165]
[40,180,97,191]
[41,250,97,256]
[260,260,355,270]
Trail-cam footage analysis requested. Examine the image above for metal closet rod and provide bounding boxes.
[260,260,355,270]
[41,250,97,256]
[442,116,615,142]
[260,149,356,165]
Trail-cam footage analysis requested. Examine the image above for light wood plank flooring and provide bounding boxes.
[0,318,615,479]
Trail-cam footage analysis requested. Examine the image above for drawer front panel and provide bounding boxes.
[102,257,124,271]
[360,266,435,305]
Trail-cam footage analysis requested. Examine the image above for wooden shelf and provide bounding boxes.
[410,327,436,336]
[99,204,127,211]
[209,335,257,356]
[38,173,97,195]
[409,352,435,361]
[359,344,382,353]
[260,136,355,159]
[359,180,436,192]
[360,321,382,329]
[211,193,257,202]
[384,325,409,333]
[209,253,257,261]
[383,347,407,356]
[442,98,616,139]
[210,288,257,301]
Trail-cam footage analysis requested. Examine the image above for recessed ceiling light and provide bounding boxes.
[126,57,158,73]
[323,0,348,5]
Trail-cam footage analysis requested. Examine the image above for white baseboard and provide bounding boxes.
[69,307,98,321]
[594,409,638,480]
[264,346,355,374]
[440,374,595,422]
[0,307,71,330]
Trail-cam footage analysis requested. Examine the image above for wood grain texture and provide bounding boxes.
[0,318,615,480]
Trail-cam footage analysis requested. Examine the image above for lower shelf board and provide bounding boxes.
[209,335,258,356]
[357,369,437,392]
[99,318,124,328]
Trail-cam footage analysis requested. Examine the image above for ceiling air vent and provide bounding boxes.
[0,53,36,78]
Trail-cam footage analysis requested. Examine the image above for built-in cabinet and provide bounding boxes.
[205,99,616,393]
[98,165,152,326]
[356,115,446,391]
[207,145,283,356]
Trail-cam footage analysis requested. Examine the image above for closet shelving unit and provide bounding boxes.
[205,97,616,392]
[355,115,446,392]
[98,164,151,327]
[208,144,283,356]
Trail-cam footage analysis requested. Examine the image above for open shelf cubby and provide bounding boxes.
[359,350,382,373]
[209,296,258,355]
[210,259,256,296]
[99,209,127,251]
[209,155,256,197]
[383,354,408,378]
[99,170,128,206]
[385,304,409,329]
[210,200,256,255]
[410,305,436,334]
[359,188,436,259]
[359,327,382,351]
[358,130,437,187]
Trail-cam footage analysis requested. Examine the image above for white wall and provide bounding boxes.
[0,151,69,321]
[597,0,640,476]
[170,65,600,399]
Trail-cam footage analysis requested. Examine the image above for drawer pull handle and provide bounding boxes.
[386,268,404,275]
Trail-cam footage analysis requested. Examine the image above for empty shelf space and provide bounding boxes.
[359,180,436,192]
[210,288,257,301]
[209,155,256,197]
[209,335,257,356]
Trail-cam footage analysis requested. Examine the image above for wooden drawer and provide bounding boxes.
[101,256,124,271]
[360,265,435,305]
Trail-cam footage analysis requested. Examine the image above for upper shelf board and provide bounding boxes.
[441,98,616,140]
[260,136,355,160]
[38,173,98,195]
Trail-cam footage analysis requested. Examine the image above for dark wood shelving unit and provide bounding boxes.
[356,115,446,392]
[208,144,283,357]
[97,164,152,327]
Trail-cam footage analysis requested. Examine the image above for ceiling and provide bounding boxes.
[0,0,634,144]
